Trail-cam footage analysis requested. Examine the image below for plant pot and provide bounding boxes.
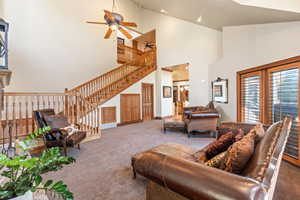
[10,191,33,200]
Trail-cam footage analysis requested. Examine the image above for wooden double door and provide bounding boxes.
[121,94,141,125]
[120,84,154,125]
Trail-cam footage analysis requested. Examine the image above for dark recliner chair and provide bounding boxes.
[33,109,87,156]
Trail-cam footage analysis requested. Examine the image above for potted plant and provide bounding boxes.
[0,127,75,200]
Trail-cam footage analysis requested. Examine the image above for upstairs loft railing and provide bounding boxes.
[117,44,143,64]
[0,92,100,144]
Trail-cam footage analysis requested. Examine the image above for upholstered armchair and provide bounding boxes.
[33,109,87,156]
[183,101,221,137]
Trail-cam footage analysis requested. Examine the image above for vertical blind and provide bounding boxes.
[269,68,299,159]
[241,75,261,123]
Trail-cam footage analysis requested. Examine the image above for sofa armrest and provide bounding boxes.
[135,152,266,200]
[219,122,269,136]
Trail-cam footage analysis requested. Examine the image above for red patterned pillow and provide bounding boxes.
[205,132,235,160]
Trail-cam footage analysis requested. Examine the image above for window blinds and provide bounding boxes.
[241,75,261,123]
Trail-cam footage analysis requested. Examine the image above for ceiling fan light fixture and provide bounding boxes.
[110,24,118,31]
[197,16,202,23]
[160,9,167,14]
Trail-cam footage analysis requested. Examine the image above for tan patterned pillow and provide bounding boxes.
[222,132,256,174]
[205,151,227,168]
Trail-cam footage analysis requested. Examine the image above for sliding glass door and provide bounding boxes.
[237,60,300,166]
[268,67,299,160]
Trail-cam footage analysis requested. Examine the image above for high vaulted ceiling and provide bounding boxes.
[132,0,300,30]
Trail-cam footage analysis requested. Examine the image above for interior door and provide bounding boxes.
[121,94,141,124]
[142,83,154,121]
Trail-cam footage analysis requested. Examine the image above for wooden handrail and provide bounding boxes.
[4,92,65,96]
[1,92,101,144]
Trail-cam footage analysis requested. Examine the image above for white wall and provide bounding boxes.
[0,1,3,18]
[2,0,142,92]
[140,9,222,107]
[100,71,156,129]
[155,69,173,117]
[209,21,300,121]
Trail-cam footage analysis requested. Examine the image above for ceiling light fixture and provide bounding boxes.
[160,9,167,13]
[197,16,202,23]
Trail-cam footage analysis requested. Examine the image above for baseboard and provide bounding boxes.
[155,115,174,120]
[117,120,143,126]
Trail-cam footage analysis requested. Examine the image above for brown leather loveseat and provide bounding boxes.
[132,118,292,200]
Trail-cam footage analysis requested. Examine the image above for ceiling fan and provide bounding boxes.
[87,0,138,40]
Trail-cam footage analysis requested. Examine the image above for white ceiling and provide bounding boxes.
[132,0,300,30]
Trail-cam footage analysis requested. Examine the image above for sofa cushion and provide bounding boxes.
[205,151,227,168]
[132,143,197,170]
[222,131,256,174]
[205,132,235,160]
[242,121,282,181]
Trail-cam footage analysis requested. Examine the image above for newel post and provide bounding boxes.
[64,88,68,117]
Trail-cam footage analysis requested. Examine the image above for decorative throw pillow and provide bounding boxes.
[205,151,227,168]
[205,132,235,160]
[193,151,207,163]
[218,128,245,142]
[62,124,79,136]
[234,128,244,141]
[250,124,265,144]
[222,132,256,174]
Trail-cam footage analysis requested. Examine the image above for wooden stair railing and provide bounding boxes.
[86,49,157,106]
[68,47,157,107]
[0,92,100,144]
[68,64,139,100]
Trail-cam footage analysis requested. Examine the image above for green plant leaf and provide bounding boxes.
[51,181,64,190]
[35,175,42,186]
[44,180,53,188]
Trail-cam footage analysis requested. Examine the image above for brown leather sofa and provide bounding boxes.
[132,118,292,200]
[183,102,221,137]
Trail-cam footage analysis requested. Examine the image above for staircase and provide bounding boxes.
[67,46,156,107]
[0,45,157,144]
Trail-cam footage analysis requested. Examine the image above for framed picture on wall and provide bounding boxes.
[212,78,228,104]
[163,86,172,98]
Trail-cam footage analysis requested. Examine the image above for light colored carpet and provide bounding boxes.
[44,120,300,200]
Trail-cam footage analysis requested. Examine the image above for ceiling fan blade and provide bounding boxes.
[104,10,114,21]
[120,22,137,27]
[119,27,133,39]
[87,21,107,25]
[104,28,113,39]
